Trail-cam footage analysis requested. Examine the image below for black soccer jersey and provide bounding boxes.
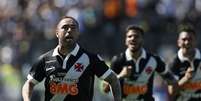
[111,49,167,101]
[169,49,201,101]
[27,44,112,101]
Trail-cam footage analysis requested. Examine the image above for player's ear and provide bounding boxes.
[56,29,59,38]
[177,38,181,47]
[56,33,59,37]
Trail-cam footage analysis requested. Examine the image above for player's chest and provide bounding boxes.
[177,60,201,78]
[44,55,90,77]
[128,60,146,76]
[126,59,155,80]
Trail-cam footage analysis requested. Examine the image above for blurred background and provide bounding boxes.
[0,0,201,101]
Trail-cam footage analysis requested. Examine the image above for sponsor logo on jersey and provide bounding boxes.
[45,60,57,63]
[74,63,84,72]
[49,74,79,83]
[123,84,148,95]
[180,81,201,90]
[46,66,56,71]
[49,82,79,95]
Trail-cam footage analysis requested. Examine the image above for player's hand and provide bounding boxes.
[179,67,194,85]
[184,67,194,80]
[102,81,110,93]
[117,66,132,79]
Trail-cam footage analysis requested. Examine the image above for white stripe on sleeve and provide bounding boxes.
[27,74,39,84]
[100,69,113,80]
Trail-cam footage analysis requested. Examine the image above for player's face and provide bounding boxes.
[125,30,143,52]
[56,18,79,46]
[177,31,196,53]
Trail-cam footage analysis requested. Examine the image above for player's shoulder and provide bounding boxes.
[38,49,54,60]
[168,55,181,71]
[169,55,181,65]
[146,51,165,63]
[79,47,93,56]
[145,51,158,59]
[111,52,126,62]
[79,47,102,60]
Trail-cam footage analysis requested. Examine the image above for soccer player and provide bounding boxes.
[22,16,121,101]
[168,25,201,101]
[103,25,177,101]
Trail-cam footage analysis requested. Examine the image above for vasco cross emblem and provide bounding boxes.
[74,63,84,72]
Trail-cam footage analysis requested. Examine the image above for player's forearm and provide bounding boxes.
[160,71,177,85]
[104,72,122,101]
[22,80,35,101]
[168,85,174,96]
[110,78,122,101]
[178,76,189,86]
[178,68,193,86]
[117,73,124,80]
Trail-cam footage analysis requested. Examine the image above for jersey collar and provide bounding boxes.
[52,43,80,57]
[125,48,146,61]
[178,48,201,62]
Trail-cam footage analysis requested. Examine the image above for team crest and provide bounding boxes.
[74,63,84,72]
[145,66,152,74]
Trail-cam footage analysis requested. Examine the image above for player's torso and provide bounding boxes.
[120,53,157,101]
[43,50,95,101]
[172,57,201,101]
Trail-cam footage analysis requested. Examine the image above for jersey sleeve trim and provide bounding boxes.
[27,74,39,85]
[99,69,112,80]
[160,65,169,75]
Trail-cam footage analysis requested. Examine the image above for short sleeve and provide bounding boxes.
[111,55,126,74]
[167,57,180,80]
[155,56,167,74]
[92,55,111,79]
[27,56,46,84]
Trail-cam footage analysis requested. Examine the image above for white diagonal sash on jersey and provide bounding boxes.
[125,56,157,100]
[51,53,89,101]
[177,62,201,101]
[191,62,201,81]
[136,56,157,82]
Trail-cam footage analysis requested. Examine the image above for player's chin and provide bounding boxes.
[64,39,75,44]
[129,44,138,49]
[129,46,140,52]
[65,38,74,42]
[183,47,193,51]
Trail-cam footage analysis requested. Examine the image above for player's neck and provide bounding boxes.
[58,43,76,56]
[130,49,142,60]
[182,48,195,61]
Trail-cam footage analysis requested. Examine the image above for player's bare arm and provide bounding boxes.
[22,80,35,101]
[160,69,179,97]
[169,67,194,98]
[104,71,122,101]
[166,72,179,100]
[103,66,131,93]
[167,67,193,98]
[178,67,194,86]
[117,66,132,79]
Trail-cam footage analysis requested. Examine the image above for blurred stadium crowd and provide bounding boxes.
[0,0,201,101]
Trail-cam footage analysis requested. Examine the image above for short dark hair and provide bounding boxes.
[178,24,196,36]
[59,16,79,27]
[126,25,144,35]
